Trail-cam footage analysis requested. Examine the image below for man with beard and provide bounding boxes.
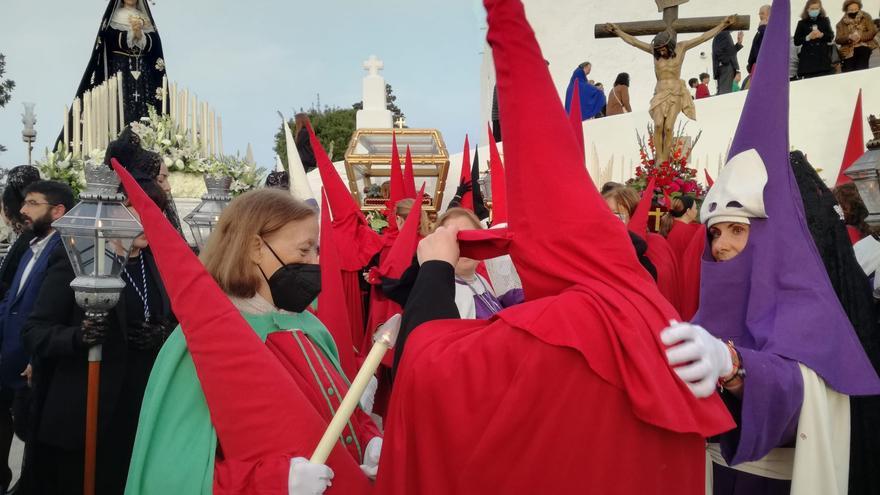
[21,177,176,494]
[0,180,73,492]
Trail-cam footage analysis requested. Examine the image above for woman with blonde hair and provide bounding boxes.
[126,188,381,495]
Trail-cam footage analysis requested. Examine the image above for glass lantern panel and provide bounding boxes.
[856,173,880,216]
[61,233,134,279]
[53,200,143,239]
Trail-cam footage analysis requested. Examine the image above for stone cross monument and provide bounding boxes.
[356,55,393,129]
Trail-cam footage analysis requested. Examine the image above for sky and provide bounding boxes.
[0,0,486,169]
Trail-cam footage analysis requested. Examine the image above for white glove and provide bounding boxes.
[359,375,378,415]
[359,437,382,480]
[289,457,334,495]
[660,320,733,398]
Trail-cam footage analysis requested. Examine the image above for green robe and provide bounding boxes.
[124,310,342,495]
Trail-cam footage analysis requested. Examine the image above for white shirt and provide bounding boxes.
[17,231,57,297]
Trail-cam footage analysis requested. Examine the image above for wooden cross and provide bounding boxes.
[648,207,665,232]
[594,4,748,39]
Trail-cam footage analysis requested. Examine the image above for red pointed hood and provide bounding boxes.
[487,123,508,225]
[377,183,426,280]
[628,177,656,237]
[835,90,864,186]
[457,0,652,302]
[389,132,405,207]
[312,126,383,270]
[109,159,367,475]
[458,135,474,210]
[704,169,714,188]
[567,82,585,162]
[403,145,417,199]
[318,190,358,380]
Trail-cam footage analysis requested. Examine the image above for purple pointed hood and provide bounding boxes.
[692,0,880,395]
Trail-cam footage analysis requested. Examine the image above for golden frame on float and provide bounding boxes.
[344,129,450,214]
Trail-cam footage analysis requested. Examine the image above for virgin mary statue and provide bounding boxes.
[60,0,166,148]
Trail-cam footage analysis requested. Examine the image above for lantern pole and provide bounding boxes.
[52,160,143,495]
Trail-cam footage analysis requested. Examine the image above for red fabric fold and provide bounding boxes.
[487,123,508,225]
[318,191,358,380]
[403,145,417,199]
[567,82,585,162]
[835,89,864,186]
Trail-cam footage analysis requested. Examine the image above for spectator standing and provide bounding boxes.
[836,0,878,72]
[293,113,316,172]
[695,73,711,99]
[606,73,632,116]
[712,29,744,94]
[747,5,772,75]
[794,0,835,78]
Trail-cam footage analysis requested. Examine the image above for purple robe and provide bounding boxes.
[692,0,880,491]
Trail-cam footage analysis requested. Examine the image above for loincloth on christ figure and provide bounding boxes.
[650,78,696,123]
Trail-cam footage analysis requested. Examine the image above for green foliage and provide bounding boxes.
[0,53,15,153]
[275,84,405,165]
[274,107,356,164]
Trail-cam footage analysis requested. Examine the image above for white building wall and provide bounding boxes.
[480,0,880,126]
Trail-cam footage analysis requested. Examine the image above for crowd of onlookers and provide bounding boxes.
[571,0,879,116]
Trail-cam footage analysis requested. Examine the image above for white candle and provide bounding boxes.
[217,116,223,156]
[202,102,208,157]
[191,95,198,147]
[63,105,70,154]
[109,77,118,138]
[182,89,189,135]
[98,84,106,149]
[83,91,92,154]
[310,315,401,464]
[72,98,81,158]
[169,81,176,123]
[117,71,125,129]
[161,76,168,115]
[208,109,215,157]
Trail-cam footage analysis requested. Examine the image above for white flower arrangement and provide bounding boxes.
[35,145,90,197]
[155,58,165,71]
[130,106,206,175]
[204,154,265,195]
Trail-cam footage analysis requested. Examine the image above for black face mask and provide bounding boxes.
[258,240,321,313]
[848,12,858,18]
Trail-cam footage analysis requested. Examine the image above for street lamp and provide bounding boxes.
[845,115,880,227]
[21,103,36,165]
[183,175,233,250]
[51,160,143,495]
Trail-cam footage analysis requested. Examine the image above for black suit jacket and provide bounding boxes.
[712,31,743,78]
[22,244,171,451]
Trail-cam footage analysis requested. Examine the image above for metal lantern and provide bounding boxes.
[183,175,233,250]
[50,159,143,495]
[53,161,144,315]
[845,115,880,227]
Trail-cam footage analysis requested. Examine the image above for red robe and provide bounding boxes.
[377,284,734,494]
[214,330,381,493]
[644,232,681,312]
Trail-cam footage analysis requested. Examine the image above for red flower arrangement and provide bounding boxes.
[626,123,707,208]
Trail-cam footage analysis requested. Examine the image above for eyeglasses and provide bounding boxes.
[23,200,57,207]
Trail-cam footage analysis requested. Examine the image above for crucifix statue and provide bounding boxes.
[596,3,749,164]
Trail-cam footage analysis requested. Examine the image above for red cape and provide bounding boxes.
[645,232,682,313]
[377,285,734,494]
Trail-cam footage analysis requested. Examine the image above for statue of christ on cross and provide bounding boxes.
[600,4,741,164]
